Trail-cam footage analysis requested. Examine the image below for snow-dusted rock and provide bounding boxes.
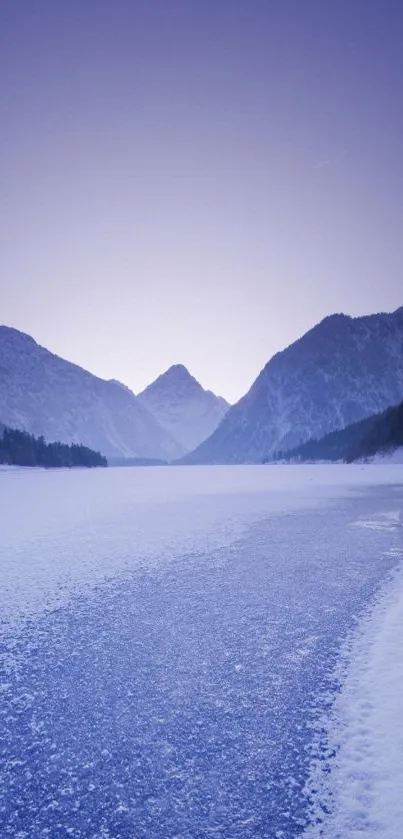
[184,307,403,464]
[0,326,182,460]
[137,364,229,454]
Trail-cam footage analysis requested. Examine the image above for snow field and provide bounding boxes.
[1,463,402,837]
[1,462,400,626]
[304,513,403,839]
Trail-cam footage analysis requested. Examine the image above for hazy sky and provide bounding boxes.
[1,1,402,402]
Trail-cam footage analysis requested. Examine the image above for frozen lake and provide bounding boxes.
[0,465,402,838]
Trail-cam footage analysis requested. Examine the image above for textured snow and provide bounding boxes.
[372,446,403,464]
[137,364,229,455]
[0,463,400,626]
[1,464,402,838]
[184,307,403,464]
[303,523,403,839]
[0,325,182,460]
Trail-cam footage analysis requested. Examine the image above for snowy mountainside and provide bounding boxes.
[0,326,182,460]
[137,364,229,453]
[270,398,403,464]
[183,307,403,464]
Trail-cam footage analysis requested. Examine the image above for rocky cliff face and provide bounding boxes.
[137,364,229,454]
[0,326,182,460]
[182,307,403,463]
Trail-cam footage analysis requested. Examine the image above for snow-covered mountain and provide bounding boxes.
[269,398,403,464]
[137,364,229,454]
[0,326,183,460]
[183,307,403,464]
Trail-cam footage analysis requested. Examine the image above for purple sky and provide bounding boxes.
[1,1,402,402]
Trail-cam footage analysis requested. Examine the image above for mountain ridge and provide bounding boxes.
[0,325,183,461]
[181,306,403,464]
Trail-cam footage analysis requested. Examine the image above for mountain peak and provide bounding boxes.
[182,306,403,464]
[139,364,201,399]
[137,366,229,454]
[0,326,184,461]
[0,325,38,350]
[162,364,194,381]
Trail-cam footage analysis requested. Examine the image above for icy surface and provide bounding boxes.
[0,464,402,838]
[303,524,403,839]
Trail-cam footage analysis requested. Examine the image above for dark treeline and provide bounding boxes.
[0,427,107,468]
[346,399,403,462]
[267,400,403,464]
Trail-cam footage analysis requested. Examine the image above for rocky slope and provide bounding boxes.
[270,399,403,464]
[182,307,403,464]
[0,326,182,460]
[137,364,229,454]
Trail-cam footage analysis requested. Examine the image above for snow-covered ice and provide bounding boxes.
[303,540,403,839]
[1,462,399,626]
[0,464,402,838]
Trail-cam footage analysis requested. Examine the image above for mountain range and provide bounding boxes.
[182,307,403,464]
[1,307,403,465]
[0,327,226,460]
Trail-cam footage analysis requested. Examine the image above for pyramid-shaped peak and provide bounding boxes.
[137,364,230,453]
[139,364,200,397]
[164,364,193,379]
